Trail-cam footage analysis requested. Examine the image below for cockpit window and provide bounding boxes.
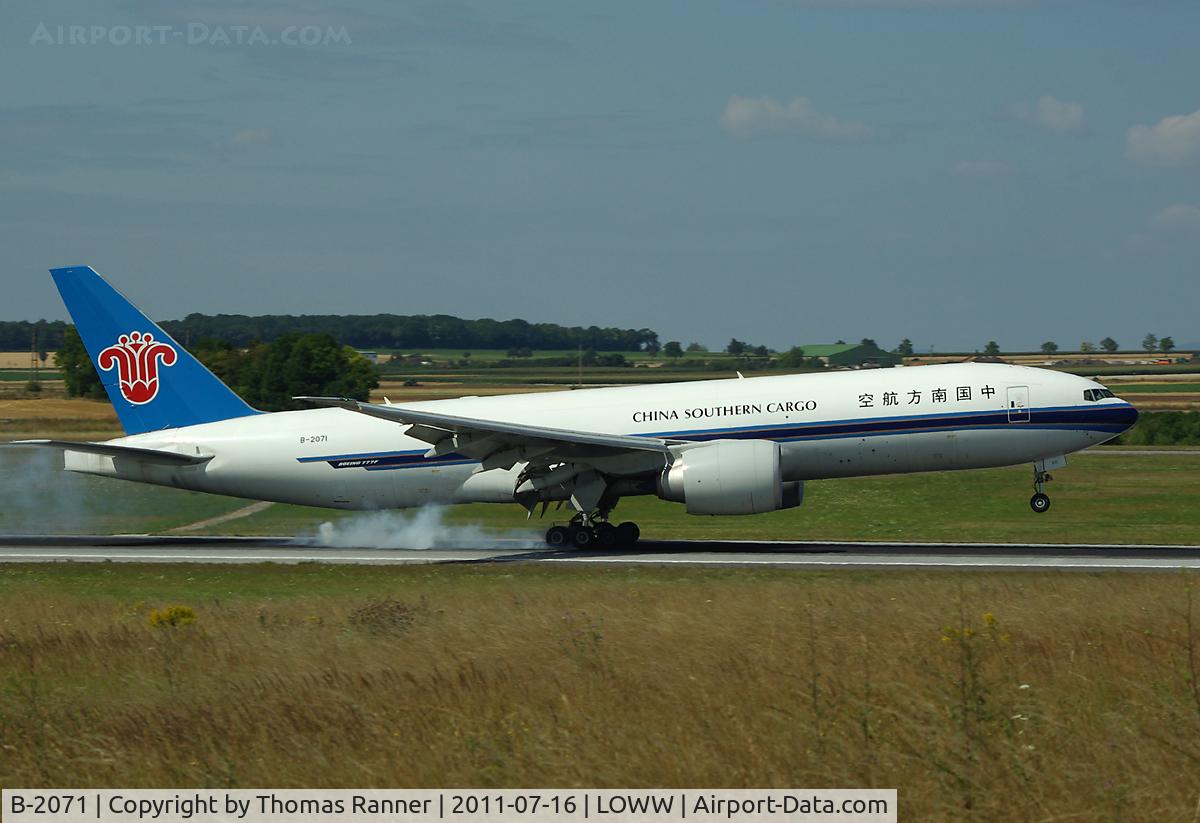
[1084,388,1117,401]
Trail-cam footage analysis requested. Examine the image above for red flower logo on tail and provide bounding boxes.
[97,331,178,405]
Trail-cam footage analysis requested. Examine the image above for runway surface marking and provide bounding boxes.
[2,536,1200,571]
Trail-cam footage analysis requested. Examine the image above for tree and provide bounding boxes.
[55,326,106,399]
[1160,336,1175,353]
[983,341,1001,356]
[895,339,914,356]
[229,333,378,411]
[776,346,807,367]
[1080,341,1096,353]
[1041,341,1059,355]
[751,345,770,357]
[860,338,878,349]
[685,342,708,352]
[726,339,747,356]
[662,341,684,359]
[1100,337,1119,353]
[1142,333,1159,353]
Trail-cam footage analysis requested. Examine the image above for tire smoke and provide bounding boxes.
[0,446,98,534]
[300,507,544,550]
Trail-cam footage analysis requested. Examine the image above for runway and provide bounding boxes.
[2,535,1200,571]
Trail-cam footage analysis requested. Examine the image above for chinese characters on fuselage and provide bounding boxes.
[859,385,995,409]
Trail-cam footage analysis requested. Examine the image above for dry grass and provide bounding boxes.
[0,353,53,369]
[2,565,1200,819]
[0,398,117,422]
[0,397,122,440]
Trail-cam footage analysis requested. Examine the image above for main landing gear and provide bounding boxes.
[545,514,640,549]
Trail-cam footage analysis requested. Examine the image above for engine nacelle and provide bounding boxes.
[656,439,804,515]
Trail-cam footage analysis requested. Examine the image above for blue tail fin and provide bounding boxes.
[51,266,259,435]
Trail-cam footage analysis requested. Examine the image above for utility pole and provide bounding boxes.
[577,344,583,389]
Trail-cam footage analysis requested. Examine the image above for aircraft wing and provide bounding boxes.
[7,439,213,466]
[297,397,676,471]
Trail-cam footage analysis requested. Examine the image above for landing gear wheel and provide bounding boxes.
[570,525,595,548]
[545,525,569,547]
[594,522,618,548]
[1030,493,1051,514]
[615,521,641,545]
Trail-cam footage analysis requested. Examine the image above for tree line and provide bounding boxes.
[160,313,659,352]
[1033,335,1178,356]
[0,314,660,353]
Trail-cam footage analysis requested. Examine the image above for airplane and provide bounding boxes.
[11,266,1139,548]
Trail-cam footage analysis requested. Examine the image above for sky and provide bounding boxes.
[1,0,1198,352]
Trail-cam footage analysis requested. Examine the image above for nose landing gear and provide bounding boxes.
[1029,460,1059,513]
[1030,489,1051,513]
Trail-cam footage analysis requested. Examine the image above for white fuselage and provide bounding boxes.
[65,363,1137,511]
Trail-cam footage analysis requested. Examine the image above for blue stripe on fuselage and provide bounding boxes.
[295,403,1136,470]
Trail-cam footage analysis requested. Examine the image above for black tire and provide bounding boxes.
[545,525,569,547]
[594,522,618,548]
[1030,493,1051,514]
[571,526,595,548]
[616,521,640,545]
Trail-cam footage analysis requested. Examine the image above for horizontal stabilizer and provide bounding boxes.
[7,439,213,466]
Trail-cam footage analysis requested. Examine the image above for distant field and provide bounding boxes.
[0,353,55,369]
[382,348,721,362]
[1112,382,1200,393]
[0,369,62,381]
[2,564,1200,818]
[1065,363,1200,377]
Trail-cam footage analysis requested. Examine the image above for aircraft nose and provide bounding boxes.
[1117,402,1139,431]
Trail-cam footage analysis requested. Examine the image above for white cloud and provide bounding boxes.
[952,159,1013,177]
[720,96,868,139]
[1150,203,1200,232]
[1008,95,1084,134]
[1127,109,1200,166]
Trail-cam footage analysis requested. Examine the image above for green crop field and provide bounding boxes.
[0,369,62,381]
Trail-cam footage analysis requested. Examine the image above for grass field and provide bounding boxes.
[3,449,1199,545]
[0,369,62,381]
[2,564,1199,818]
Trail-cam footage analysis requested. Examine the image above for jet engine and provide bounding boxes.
[656,439,803,515]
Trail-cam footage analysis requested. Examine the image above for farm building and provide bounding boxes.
[799,343,901,368]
